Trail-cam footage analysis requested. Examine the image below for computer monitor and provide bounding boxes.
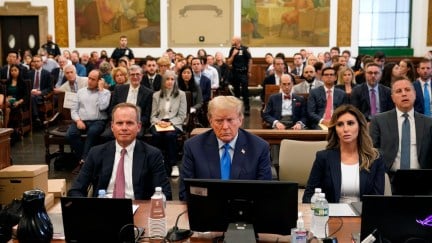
[392,169,432,195]
[184,179,298,237]
[361,195,432,242]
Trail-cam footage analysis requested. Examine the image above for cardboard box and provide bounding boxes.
[0,165,48,205]
[48,179,66,198]
[44,192,55,209]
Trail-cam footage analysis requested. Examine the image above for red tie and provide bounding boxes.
[324,89,333,120]
[284,94,291,100]
[34,71,40,90]
[113,149,127,198]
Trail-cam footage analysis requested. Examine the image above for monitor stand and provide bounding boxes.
[224,223,257,243]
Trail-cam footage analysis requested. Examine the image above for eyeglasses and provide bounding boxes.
[322,73,335,77]
[366,71,380,76]
[130,73,141,76]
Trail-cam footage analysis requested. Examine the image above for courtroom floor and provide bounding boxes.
[10,97,263,200]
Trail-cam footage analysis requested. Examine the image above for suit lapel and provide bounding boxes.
[231,130,248,179]
[414,113,424,155]
[205,132,223,179]
[99,142,116,188]
[329,150,342,201]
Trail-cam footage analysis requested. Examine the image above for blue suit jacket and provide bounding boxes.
[179,129,273,200]
[413,80,429,114]
[262,93,307,127]
[350,83,394,121]
[307,86,348,129]
[68,140,172,200]
[198,75,211,102]
[303,149,385,203]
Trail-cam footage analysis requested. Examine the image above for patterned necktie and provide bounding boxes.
[113,149,127,198]
[370,89,377,116]
[149,78,154,89]
[400,113,410,169]
[220,144,231,180]
[424,83,431,116]
[34,71,40,90]
[324,89,333,120]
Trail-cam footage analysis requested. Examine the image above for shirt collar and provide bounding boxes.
[217,133,239,150]
[115,140,136,155]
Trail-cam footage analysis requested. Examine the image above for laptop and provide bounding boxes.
[392,169,432,195]
[60,197,143,243]
[361,195,432,242]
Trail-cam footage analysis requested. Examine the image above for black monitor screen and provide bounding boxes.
[392,169,432,195]
[361,195,432,242]
[184,179,298,236]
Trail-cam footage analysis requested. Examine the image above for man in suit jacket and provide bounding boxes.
[191,57,212,103]
[350,63,394,121]
[260,56,285,102]
[290,53,304,78]
[51,56,68,88]
[30,55,53,123]
[1,50,29,80]
[68,103,172,200]
[370,77,432,176]
[55,64,88,93]
[179,96,272,200]
[292,65,324,94]
[262,74,307,129]
[307,67,348,129]
[108,65,153,137]
[141,57,162,91]
[412,58,432,115]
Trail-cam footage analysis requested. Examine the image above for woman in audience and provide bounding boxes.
[380,62,400,88]
[303,104,385,203]
[111,66,128,86]
[150,70,187,177]
[335,66,356,97]
[399,58,416,82]
[99,61,115,90]
[307,55,318,66]
[0,64,28,136]
[177,65,203,113]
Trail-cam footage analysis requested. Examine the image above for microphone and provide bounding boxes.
[165,210,193,242]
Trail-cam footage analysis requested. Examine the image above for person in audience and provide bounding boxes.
[29,55,52,125]
[335,66,356,97]
[191,57,212,103]
[354,55,374,85]
[369,77,432,177]
[68,102,172,199]
[264,53,274,77]
[350,63,394,121]
[290,53,304,77]
[177,65,203,113]
[373,51,386,70]
[179,95,272,200]
[342,49,355,68]
[1,50,29,80]
[307,67,348,129]
[110,35,135,67]
[157,56,171,76]
[262,74,307,129]
[141,56,161,91]
[306,55,318,66]
[112,66,128,86]
[66,69,111,174]
[214,51,231,91]
[54,64,88,93]
[413,58,432,116]
[380,62,400,88]
[70,52,87,77]
[201,56,219,90]
[398,58,416,83]
[261,56,285,101]
[99,61,115,90]
[303,104,385,203]
[52,56,68,88]
[150,70,187,177]
[293,65,323,94]
[41,34,61,58]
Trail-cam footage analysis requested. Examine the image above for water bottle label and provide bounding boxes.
[313,207,329,216]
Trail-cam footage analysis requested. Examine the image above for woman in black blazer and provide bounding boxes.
[303,104,385,203]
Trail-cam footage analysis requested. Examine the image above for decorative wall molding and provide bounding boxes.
[337,0,352,46]
[54,0,69,47]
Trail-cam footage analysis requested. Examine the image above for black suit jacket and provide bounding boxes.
[1,64,29,80]
[262,93,307,127]
[350,83,394,121]
[307,86,348,129]
[369,109,432,171]
[303,149,385,203]
[141,74,162,91]
[67,140,172,200]
[110,84,153,129]
[30,69,52,96]
[51,67,66,87]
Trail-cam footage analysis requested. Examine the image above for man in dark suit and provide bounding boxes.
[260,56,285,102]
[1,50,29,80]
[191,57,212,103]
[290,53,304,78]
[351,63,394,121]
[412,58,432,116]
[179,96,272,200]
[262,74,307,129]
[106,65,153,139]
[51,56,68,88]
[370,77,432,176]
[68,102,172,200]
[307,67,348,129]
[30,55,53,123]
[141,56,162,91]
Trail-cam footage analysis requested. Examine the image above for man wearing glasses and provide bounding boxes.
[179,96,272,200]
[307,67,348,129]
[351,63,394,121]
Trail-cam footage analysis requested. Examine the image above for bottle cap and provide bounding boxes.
[155,187,162,192]
[98,189,106,195]
[315,188,322,193]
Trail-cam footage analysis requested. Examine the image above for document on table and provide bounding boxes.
[328,203,359,216]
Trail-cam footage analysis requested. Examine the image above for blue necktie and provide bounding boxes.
[400,113,410,169]
[424,83,431,116]
[220,144,231,180]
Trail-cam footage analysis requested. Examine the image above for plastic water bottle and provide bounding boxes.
[311,193,329,239]
[310,188,322,210]
[97,189,107,198]
[156,186,167,209]
[148,187,167,238]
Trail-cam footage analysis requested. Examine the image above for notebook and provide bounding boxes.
[392,169,432,195]
[361,195,432,242]
[60,197,144,243]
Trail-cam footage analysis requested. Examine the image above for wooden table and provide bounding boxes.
[190,128,328,145]
[45,200,360,242]
[0,128,13,169]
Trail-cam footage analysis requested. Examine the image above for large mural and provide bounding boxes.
[75,0,160,47]
[241,0,330,47]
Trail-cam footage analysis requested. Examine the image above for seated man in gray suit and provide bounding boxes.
[307,67,348,129]
[262,74,307,129]
[293,65,324,94]
[369,77,432,178]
